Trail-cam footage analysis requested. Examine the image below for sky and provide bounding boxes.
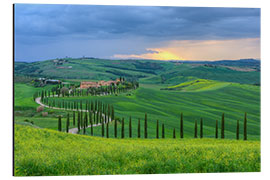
[14,4,260,62]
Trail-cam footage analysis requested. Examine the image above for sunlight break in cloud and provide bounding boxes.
[113,38,260,61]
[113,48,183,60]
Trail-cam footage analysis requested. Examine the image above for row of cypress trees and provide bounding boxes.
[58,112,248,140]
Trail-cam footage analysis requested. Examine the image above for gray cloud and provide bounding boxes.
[14,4,260,61]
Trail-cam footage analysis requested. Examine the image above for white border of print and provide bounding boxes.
[1,0,269,180]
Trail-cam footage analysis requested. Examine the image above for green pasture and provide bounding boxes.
[45,81,260,140]
[14,125,260,176]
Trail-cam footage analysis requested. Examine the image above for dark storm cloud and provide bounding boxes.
[15,4,260,43]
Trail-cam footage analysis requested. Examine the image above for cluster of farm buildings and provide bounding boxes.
[80,79,121,89]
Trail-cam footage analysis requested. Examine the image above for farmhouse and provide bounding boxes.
[80,79,120,89]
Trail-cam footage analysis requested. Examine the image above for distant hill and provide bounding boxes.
[14,58,260,85]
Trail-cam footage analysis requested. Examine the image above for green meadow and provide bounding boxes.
[14,125,260,176]
[14,58,261,175]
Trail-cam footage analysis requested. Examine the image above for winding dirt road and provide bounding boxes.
[35,97,112,134]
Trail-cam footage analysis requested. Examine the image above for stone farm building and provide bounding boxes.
[80,79,120,89]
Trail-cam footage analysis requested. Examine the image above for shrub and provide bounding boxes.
[36,106,44,113]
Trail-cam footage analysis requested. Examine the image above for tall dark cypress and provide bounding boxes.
[90,117,93,136]
[244,112,247,140]
[144,113,148,139]
[77,111,80,134]
[162,124,165,139]
[106,122,109,138]
[58,116,62,132]
[83,114,86,135]
[129,116,132,138]
[114,118,117,138]
[221,113,225,139]
[73,111,75,126]
[121,118,125,139]
[111,105,114,121]
[194,120,197,138]
[81,111,83,128]
[236,119,240,140]
[200,118,203,138]
[180,113,184,138]
[66,113,70,133]
[173,128,176,139]
[101,120,104,137]
[215,120,218,139]
[138,118,141,138]
[156,120,159,139]
[85,112,88,127]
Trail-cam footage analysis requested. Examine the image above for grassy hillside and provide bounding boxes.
[14,125,260,176]
[15,58,260,85]
[46,82,260,139]
[162,79,230,92]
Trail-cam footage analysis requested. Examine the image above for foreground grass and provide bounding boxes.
[14,125,260,176]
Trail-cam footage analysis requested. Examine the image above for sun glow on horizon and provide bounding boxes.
[113,48,183,61]
[112,38,260,61]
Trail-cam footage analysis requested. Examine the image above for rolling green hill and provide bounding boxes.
[15,58,260,85]
[162,79,231,92]
[14,124,260,176]
[14,58,261,175]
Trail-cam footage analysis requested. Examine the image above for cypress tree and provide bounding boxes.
[77,111,80,134]
[102,120,104,137]
[129,116,132,138]
[200,118,203,138]
[121,118,125,139]
[58,116,62,132]
[156,120,159,139]
[144,113,147,139]
[215,120,218,139]
[83,114,86,135]
[180,113,184,138]
[90,118,93,136]
[194,120,197,138]
[173,128,176,139]
[138,118,141,138]
[221,113,225,139]
[93,111,96,124]
[85,112,88,127]
[106,122,109,138]
[66,113,70,133]
[236,119,240,140]
[114,118,117,138]
[244,112,247,140]
[81,111,83,128]
[162,124,165,139]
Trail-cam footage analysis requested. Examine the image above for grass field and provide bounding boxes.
[46,82,260,140]
[14,125,260,176]
[14,58,261,175]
